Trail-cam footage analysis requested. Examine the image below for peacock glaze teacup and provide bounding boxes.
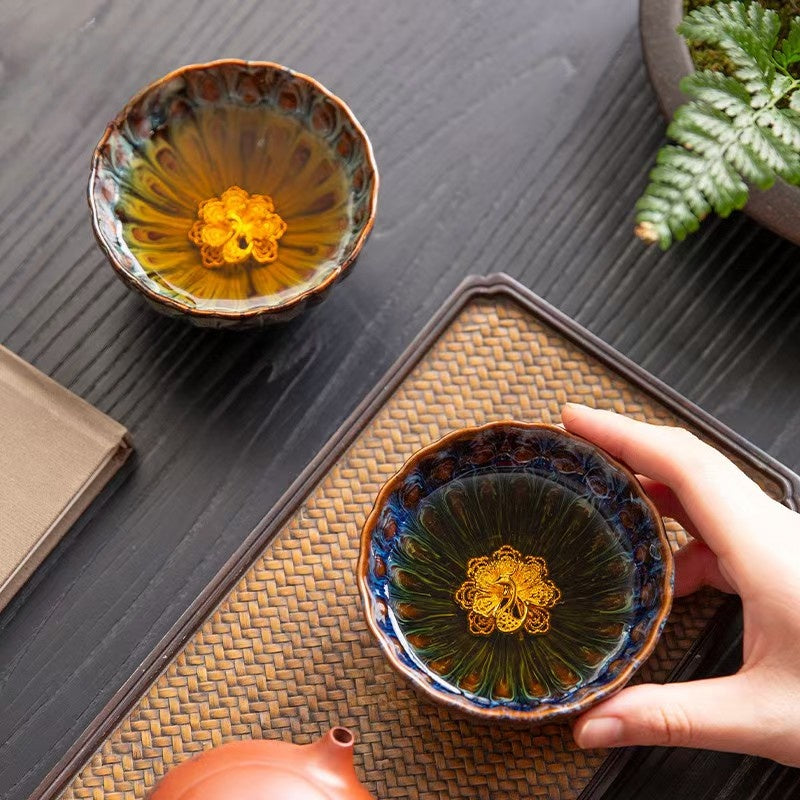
[358,421,673,723]
[89,60,378,328]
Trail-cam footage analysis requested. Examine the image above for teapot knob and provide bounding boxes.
[306,728,373,799]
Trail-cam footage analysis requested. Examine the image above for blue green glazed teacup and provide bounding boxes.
[358,421,673,723]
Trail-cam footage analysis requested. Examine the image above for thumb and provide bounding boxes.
[572,675,760,754]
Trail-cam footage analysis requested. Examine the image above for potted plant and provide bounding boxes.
[638,0,800,247]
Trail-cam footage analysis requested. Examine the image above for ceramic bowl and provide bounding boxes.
[89,60,378,328]
[358,421,673,723]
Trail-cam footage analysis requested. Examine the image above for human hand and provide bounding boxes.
[561,403,800,766]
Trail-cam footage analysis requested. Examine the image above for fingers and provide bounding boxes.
[636,478,734,594]
[572,675,761,755]
[637,477,699,538]
[561,404,767,561]
[673,539,736,596]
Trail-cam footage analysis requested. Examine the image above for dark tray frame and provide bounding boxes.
[33,274,800,800]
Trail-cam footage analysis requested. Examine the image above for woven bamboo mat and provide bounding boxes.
[62,295,782,800]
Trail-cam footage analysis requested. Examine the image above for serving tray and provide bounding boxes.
[36,274,800,800]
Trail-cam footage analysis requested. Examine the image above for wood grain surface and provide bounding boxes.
[0,2,799,799]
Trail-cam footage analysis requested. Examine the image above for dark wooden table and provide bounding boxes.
[1,2,799,798]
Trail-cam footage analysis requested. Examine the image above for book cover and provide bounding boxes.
[0,346,132,611]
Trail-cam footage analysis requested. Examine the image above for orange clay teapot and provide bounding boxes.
[150,727,373,800]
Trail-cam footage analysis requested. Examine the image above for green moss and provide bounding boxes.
[684,0,800,74]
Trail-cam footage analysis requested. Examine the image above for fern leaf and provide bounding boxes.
[636,147,718,248]
[678,2,779,68]
[724,138,774,186]
[636,1,800,248]
[667,118,727,155]
[778,18,800,66]
[679,71,751,115]
[739,124,800,183]
[770,74,793,100]
[669,104,738,147]
[648,164,710,217]
[759,107,800,151]
[697,157,749,214]
[678,1,779,95]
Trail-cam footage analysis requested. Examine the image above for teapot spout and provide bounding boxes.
[306,727,373,799]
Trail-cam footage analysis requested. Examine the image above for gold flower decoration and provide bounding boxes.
[455,545,561,636]
[188,186,287,269]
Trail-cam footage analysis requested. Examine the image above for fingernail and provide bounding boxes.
[574,717,626,748]
[563,403,600,415]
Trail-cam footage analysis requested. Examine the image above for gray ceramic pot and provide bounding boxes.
[639,0,800,246]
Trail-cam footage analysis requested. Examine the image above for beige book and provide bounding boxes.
[0,345,131,611]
